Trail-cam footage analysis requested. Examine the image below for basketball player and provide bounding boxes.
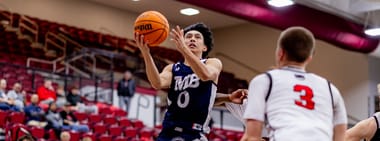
[135,23,222,141]
[241,27,347,141]
[345,112,380,141]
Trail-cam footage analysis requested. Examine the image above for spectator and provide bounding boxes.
[7,82,26,110]
[56,86,67,108]
[45,102,62,139]
[24,94,47,128]
[60,102,90,132]
[37,80,56,104]
[82,136,92,141]
[66,86,97,114]
[0,79,19,111]
[117,70,136,112]
[17,134,35,141]
[60,131,70,141]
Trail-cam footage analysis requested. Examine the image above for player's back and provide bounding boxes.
[266,67,335,141]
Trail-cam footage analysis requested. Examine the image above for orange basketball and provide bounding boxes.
[134,11,169,47]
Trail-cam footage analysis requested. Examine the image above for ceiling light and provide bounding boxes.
[132,0,139,1]
[268,0,294,7]
[365,28,380,36]
[180,8,200,16]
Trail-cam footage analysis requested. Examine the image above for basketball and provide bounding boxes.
[134,11,169,47]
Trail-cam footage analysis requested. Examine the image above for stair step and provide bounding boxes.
[31,42,44,48]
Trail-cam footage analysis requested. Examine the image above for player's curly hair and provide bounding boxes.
[184,23,214,58]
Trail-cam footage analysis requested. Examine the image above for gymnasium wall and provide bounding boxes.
[1,0,374,121]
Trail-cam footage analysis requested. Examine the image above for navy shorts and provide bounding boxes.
[156,127,207,141]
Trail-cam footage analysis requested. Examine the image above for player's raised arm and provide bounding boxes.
[134,33,172,89]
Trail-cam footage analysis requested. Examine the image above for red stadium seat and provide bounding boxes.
[98,134,112,141]
[8,112,25,124]
[88,114,103,124]
[108,125,123,137]
[118,117,131,127]
[103,115,117,126]
[92,123,107,135]
[130,119,144,129]
[73,112,87,121]
[69,131,81,141]
[124,127,138,138]
[114,136,128,141]
[30,127,45,139]
[0,110,8,128]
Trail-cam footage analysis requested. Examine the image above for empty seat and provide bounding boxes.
[97,134,112,141]
[131,119,144,129]
[108,125,123,137]
[69,131,81,141]
[29,127,45,139]
[103,115,117,126]
[8,112,25,124]
[119,117,132,127]
[73,112,87,121]
[124,127,137,138]
[92,123,107,135]
[88,114,103,124]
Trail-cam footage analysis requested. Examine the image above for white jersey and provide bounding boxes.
[225,100,247,124]
[243,66,347,141]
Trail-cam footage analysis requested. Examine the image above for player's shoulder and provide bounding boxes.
[164,63,174,71]
[307,73,328,81]
[205,58,222,64]
[204,58,222,68]
[250,73,270,83]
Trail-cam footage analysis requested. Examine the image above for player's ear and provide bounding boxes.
[305,55,313,64]
[202,46,207,52]
[278,47,285,61]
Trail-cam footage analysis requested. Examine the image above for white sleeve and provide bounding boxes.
[330,84,347,125]
[225,100,247,124]
[243,74,270,121]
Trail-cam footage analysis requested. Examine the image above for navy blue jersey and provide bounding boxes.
[162,59,217,134]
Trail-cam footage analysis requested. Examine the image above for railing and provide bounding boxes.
[19,15,39,42]
[45,32,66,56]
[26,56,65,72]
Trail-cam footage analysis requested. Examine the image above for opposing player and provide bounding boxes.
[215,89,248,123]
[135,23,222,141]
[241,27,347,141]
[345,112,380,141]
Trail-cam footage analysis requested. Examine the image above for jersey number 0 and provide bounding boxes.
[293,84,315,110]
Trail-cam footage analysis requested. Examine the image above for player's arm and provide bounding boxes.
[241,119,263,141]
[333,124,347,141]
[330,84,348,141]
[344,118,373,141]
[214,89,247,106]
[170,26,222,82]
[134,33,172,89]
[242,74,269,141]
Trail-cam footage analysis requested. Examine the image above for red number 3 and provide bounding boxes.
[293,84,315,110]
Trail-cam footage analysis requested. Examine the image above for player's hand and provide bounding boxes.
[134,32,150,53]
[229,89,248,104]
[170,25,187,54]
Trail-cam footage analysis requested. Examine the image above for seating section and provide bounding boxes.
[0,10,248,140]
